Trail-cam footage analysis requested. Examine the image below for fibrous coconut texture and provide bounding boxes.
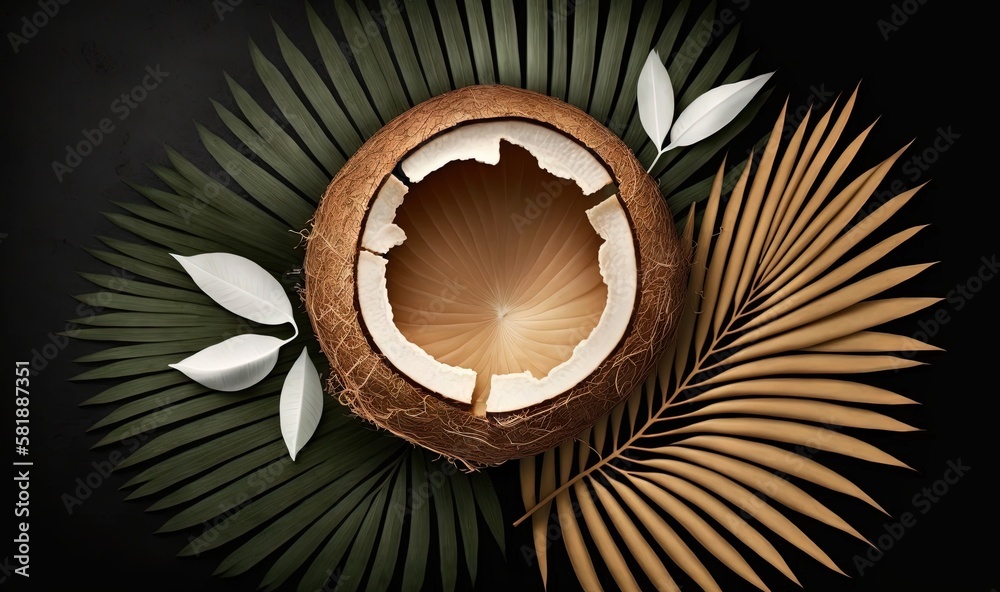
[305,85,687,467]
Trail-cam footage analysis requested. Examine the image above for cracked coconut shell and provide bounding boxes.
[304,85,687,467]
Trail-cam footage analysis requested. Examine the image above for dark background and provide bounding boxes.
[0,0,995,590]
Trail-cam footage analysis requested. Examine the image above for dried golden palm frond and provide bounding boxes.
[516,87,940,591]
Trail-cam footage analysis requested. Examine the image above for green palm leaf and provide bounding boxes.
[77,272,211,304]
[73,1,766,590]
[434,0,475,88]
[608,0,663,134]
[73,338,220,363]
[73,292,222,316]
[289,479,378,592]
[433,466,459,592]
[335,473,394,592]
[221,73,328,189]
[306,2,381,137]
[360,467,408,592]
[249,39,345,175]
[336,0,408,120]
[124,418,284,494]
[406,0,450,96]
[568,0,599,110]
[589,0,631,121]
[549,0,569,99]
[381,0,432,104]
[462,0,495,84]
[195,122,315,227]
[273,22,364,156]
[451,471,479,584]
[525,0,547,94]
[490,0,520,86]
[401,451,431,592]
[122,181,288,266]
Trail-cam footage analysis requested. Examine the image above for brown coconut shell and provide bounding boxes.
[304,85,687,467]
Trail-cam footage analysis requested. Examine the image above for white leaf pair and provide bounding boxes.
[638,49,773,173]
[168,252,321,461]
[169,253,296,391]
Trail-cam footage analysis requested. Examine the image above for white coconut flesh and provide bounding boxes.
[356,120,638,416]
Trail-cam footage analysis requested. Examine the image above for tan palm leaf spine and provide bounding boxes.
[517,87,940,591]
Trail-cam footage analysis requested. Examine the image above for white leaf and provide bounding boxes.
[280,347,324,461]
[637,50,674,151]
[169,334,283,391]
[172,252,295,327]
[666,72,774,151]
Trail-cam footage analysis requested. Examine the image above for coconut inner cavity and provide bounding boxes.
[357,121,637,416]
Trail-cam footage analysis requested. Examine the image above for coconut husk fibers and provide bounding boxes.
[304,85,688,467]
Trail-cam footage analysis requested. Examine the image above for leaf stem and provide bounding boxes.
[646,148,667,174]
[283,318,300,345]
[513,327,727,526]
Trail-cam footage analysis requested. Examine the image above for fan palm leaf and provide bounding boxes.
[71,1,765,589]
[518,89,937,590]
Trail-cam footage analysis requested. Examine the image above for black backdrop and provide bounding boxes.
[1,1,995,590]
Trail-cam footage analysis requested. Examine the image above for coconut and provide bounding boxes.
[305,85,687,466]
